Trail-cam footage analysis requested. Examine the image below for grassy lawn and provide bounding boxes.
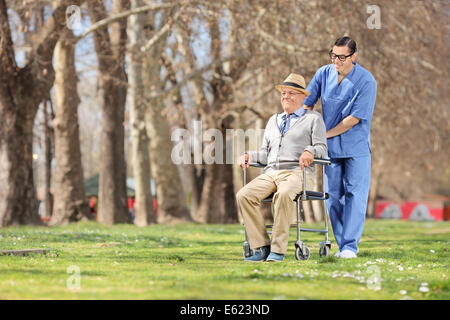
[0,219,448,300]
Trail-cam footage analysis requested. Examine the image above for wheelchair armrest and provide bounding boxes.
[242,158,331,194]
[248,162,266,168]
[312,158,331,166]
[248,158,330,168]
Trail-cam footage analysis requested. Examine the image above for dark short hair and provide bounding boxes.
[334,36,357,54]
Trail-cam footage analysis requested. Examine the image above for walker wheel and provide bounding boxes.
[319,245,330,257]
[295,246,310,260]
[243,242,253,258]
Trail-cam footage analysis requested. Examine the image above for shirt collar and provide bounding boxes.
[283,106,305,118]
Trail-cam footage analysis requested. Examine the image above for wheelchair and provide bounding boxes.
[242,158,332,260]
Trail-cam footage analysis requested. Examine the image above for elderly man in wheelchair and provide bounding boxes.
[237,73,329,262]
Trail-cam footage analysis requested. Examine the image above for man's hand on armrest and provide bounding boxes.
[239,153,251,169]
[299,150,314,171]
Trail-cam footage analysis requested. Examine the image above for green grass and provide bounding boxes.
[0,220,448,300]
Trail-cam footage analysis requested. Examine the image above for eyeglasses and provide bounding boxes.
[281,90,302,97]
[329,50,354,62]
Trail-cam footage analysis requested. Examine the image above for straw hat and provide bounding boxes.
[276,73,310,96]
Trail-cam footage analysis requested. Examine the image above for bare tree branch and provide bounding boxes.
[254,8,325,55]
[145,51,252,102]
[30,0,84,70]
[0,0,18,76]
[138,5,184,54]
[76,1,189,41]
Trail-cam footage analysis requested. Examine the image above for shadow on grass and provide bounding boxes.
[317,256,339,264]
[0,231,245,250]
[363,238,450,245]
[0,268,105,277]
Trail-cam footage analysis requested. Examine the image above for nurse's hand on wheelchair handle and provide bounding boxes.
[299,150,314,171]
[239,153,251,169]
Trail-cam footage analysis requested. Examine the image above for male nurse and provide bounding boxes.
[303,36,377,258]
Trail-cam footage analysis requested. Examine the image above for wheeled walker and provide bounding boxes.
[242,158,332,260]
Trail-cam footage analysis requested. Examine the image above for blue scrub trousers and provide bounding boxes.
[326,156,371,254]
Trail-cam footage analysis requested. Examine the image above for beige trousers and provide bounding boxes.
[236,169,313,254]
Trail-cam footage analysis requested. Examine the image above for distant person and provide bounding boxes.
[237,73,327,262]
[89,197,97,220]
[303,36,377,258]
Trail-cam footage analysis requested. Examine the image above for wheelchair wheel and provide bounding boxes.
[295,246,310,260]
[319,245,330,257]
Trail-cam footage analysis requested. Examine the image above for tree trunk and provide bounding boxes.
[97,77,130,224]
[145,97,192,224]
[194,115,239,224]
[195,164,222,223]
[192,14,242,224]
[368,155,383,218]
[88,0,131,225]
[50,28,90,225]
[127,0,156,226]
[41,100,53,219]
[188,164,203,219]
[221,116,239,223]
[0,97,43,227]
[0,0,81,227]
[173,26,206,221]
[138,10,191,224]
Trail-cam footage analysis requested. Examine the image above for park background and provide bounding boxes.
[0,0,448,300]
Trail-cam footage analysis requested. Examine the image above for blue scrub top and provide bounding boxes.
[303,63,377,158]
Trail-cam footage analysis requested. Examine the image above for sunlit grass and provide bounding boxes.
[0,220,448,299]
